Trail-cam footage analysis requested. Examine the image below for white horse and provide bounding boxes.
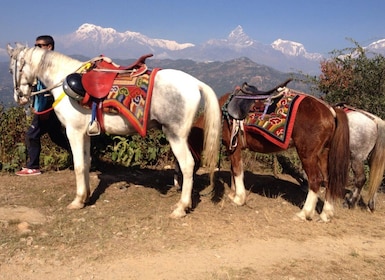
[7,43,221,218]
[336,104,385,211]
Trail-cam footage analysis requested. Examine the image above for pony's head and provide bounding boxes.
[7,43,35,105]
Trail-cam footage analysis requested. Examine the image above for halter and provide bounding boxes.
[10,48,30,102]
[10,47,96,106]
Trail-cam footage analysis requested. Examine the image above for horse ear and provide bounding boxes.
[6,44,13,56]
[15,42,25,49]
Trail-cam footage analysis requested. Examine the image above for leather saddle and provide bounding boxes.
[82,53,153,99]
[238,78,292,98]
[226,79,292,120]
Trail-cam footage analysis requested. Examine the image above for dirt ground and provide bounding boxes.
[1,164,385,280]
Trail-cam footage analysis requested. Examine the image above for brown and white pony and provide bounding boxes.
[182,82,350,222]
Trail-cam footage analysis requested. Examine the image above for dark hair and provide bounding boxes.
[36,35,55,50]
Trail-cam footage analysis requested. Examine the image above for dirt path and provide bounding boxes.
[1,168,385,279]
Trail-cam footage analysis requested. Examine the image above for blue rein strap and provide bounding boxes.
[261,97,272,119]
[90,101,97,125]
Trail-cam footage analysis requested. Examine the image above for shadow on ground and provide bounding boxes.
[86,163,323,213]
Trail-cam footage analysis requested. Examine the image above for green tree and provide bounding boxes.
[315,40,385,118]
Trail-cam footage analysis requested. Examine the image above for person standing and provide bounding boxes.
[16,35,71,176]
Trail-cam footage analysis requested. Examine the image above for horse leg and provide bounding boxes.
[317,148,341,222]
[168,138,195,218]
[173,161,182,191]
[344,159,366,209]
[227,147,247,206]
[296,189,318,221]
[296,149,327,221]
[318,148,336,222]
[66,129,91,209]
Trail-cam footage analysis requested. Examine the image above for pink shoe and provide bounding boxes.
[15,168,41,176]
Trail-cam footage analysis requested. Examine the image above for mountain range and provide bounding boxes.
[0,55,310,107]
[2,23,385,107]
[3,23,385,75]
[54,24,324,74]
[0,23,385,75]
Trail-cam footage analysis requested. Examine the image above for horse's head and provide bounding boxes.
[7,43,35,105]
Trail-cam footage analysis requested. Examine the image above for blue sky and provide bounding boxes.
[1,0,385,55]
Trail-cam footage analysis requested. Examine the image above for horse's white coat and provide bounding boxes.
[7,44,221,218]
[345,109,385,211]
[295,189,318,221]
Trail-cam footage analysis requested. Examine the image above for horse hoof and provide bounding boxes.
[319,212,331,222]
[368,200,375,212]
[294,211,308,221]
[292,214,306,222]
[67,201,85,210]
[228,193,245,206]
[342,200,350,209]
[227,191,235,200]
[169,208,187,219]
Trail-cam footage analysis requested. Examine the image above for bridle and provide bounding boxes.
[9,47,64,104]
[9,46,112,105]
[10,47,32,102]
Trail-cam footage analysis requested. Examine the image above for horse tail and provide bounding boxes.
[198,82,221,184]
[367,118,385,210]
[327,107,350,201]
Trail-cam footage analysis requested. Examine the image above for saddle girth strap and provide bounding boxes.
[229,120,246,151]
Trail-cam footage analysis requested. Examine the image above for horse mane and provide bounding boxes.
[26,47,82,82]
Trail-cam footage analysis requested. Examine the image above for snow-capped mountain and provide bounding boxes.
[271,39,323,60]
[365,39,385,55]
[227,25,254,47]
[57,23,194,59]
[174,25,322,73]
[2,23,385,74]
[55,23,324,73]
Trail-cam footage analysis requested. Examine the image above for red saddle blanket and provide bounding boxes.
[82,54,153,99]
[243,90,306,149]
[100,68,160,137]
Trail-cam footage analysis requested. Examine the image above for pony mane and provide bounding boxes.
[25,47,83,83]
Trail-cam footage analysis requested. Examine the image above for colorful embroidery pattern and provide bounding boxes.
[244,91,305,149]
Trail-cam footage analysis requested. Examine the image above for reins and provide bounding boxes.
[29,57,101,97]
[12,50,28,99]
[11,48,106,110]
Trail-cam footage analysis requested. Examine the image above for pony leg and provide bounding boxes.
[66,130,91,209]
[344,159,366,209]
[173,161,182,190]
[294,153,324,221]
[296,189,318,220]
[319,200,334,222]
[368,193,377,212]
[318,149,337,221]
[168,138,195,218]
[228,164,246,206]
[228,149,246,206]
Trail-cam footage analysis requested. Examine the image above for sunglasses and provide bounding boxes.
[34,43,49,48]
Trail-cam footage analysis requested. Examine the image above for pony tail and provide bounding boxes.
[367,119,385,210]
[199,82,221,183]
[327,108,350,201]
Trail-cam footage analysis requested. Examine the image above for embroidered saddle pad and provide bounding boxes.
[78,54,159,136]
[243,90,305,149]
[82,54,153,99]
[101,68,160,137]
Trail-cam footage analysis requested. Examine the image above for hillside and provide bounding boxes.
[0,57,312,107]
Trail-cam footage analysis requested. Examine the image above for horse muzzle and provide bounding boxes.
[14,87,30,105]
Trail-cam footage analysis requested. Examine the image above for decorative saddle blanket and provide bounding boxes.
[243,89,306,149]
[101,69,159,136]
[80,55,160,137]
